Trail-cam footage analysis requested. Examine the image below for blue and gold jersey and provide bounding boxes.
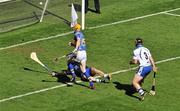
[74,31,86,51]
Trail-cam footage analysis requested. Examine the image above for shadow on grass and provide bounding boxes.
[113,81,140,100]
[23,67,47,74]
[24,67,93,88]
[23,67,71,84]
[75,82,89,89]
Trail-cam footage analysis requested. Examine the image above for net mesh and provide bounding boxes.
[0,0,82,33]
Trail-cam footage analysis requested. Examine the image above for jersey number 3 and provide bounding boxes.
[144,52,148,60]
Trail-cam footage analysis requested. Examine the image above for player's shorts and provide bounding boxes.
[136,66,152,78]
[76,50,87,62]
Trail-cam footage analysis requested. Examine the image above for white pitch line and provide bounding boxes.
[164,12,180,17]
[0,56,180,103]
[0,7,180,51]
[85,7,180,29]
[0,31,73,51]
[110,56,180,75]
[0,80,81,103]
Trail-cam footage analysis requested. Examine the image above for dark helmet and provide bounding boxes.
[66,52,76,61]
[135,38,143,46]
[66,52,77,64]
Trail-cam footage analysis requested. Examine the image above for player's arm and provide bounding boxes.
[72,34,81,52]
[129,59,139,64]
[130,52,139,65]
[149,56,157,72]
[75,38,80,51]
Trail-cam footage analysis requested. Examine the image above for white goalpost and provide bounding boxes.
[81,0,85,30]
[39,0,85,30]
[40,0,49,22]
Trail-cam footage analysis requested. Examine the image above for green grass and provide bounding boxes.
[0,0,180,111]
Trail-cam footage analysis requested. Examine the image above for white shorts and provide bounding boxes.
[76,50,87,62]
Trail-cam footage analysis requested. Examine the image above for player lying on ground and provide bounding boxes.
[52,53,112,89]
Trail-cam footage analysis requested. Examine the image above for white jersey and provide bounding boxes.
[133,46,152,67]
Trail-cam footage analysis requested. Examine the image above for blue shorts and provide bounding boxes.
[136,66,152,78]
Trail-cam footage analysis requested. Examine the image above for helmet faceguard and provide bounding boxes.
[135,38,143,47]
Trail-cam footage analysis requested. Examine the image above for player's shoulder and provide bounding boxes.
[142,46,150,52]
[133,47,141,52]
[75,31,83,38]
[133,46,146,53]
[135,46,149,50]
[142,46,148,49]
[75,31,82,35]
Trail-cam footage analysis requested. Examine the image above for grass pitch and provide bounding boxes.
[0,0,180,111]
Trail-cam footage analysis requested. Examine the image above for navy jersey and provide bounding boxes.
[68,61,82,76]
[74,31,86,51]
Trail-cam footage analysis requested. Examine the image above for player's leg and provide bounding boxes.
[133,67,145,100]
[76,50,87,74]
[81,70,95,89]
[85,0,89,13]
[91,67,104,76]
[91,67,112,81]
[67,63,77,82]
[76,51,95,89]
[51,70,68,77]
[85,67,102,83]
[80,60,86,74]
[132,74,144,95]
[132,74,146,101]
[94,0,100,13]
[133,66,152,100]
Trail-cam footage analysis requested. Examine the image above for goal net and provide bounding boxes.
[0,0,83,33]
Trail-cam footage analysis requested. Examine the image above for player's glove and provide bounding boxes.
[68,42,72,46]
[66,52,76,59]
[129,60,134,64]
